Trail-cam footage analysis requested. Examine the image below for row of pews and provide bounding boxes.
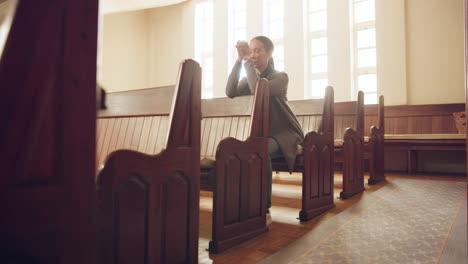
[95,59,386,263]
[0,2,392,263]
[272,90,385,220]
[96,60,270,262]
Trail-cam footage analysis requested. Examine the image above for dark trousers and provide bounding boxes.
[267,137,282,209]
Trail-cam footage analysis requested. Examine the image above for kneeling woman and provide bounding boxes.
[225,36,304,219]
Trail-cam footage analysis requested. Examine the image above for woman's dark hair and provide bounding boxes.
[251,35,275,68]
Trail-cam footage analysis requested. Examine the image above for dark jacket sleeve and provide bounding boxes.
[244,60,288,98]
[226,60,251,98]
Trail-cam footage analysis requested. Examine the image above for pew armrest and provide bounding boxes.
[209,136,268,253]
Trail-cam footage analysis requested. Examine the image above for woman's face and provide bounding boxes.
[249,39,271,72]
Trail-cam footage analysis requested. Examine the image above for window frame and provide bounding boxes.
[194,0,214,99]
[263,0,285,71]
[304,0,328,99]
[227,0,247,77]
[351,0,378,104]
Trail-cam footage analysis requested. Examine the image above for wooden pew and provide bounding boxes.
[96,77,270,254]
[333,91,365,199]
[1,0,98,263]
[364,95,385,184]
[273,86,335,221]
[96,85,175,172]
[96,59,201,264]
[199,79,270,253]
[384,134,465,174]
[381,103,465,174]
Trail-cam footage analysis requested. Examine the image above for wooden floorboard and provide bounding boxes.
[198,172,466,264]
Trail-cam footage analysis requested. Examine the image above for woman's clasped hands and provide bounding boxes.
[236,40,251,61]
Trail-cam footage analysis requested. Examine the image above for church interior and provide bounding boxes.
[1,0,467,263]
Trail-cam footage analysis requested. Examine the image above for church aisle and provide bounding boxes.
[198,172,466,264]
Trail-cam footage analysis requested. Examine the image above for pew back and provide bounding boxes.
[96,59,201,264]
[333,91,365,199]
[364,95,385,137]
[206,79,270,253]
[382,103,463,134]
[364,95,385,184]
[96,92,257,169]
[288,99,324,135]
[96,78,270,254]
[200,96,254,159]
[96,86,174,172]
[334,91,364,141]
[272,87,335,221]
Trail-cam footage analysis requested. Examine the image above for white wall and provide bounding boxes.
[406,0,465,105]
[148,3,186,87]
[376,0,407,105]
[101,0,465,106]
[101,10,150,92]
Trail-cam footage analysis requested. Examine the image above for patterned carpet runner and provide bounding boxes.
[262,179,466,264]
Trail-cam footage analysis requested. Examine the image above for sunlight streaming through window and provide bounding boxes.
[195,0,214,99]
[358,74,377,92]
[309,10,327,32]
[310,37,327,55]
[311,55,328,73]
[228,0,247,78]
[264,0,285,71]
[354,0,375,23]
[311,79,328,97]
[352,0,377,103]
[357,28,376,49]
[364,92,378,104]
[358,48,376,68]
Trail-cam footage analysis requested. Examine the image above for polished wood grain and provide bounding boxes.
[96,116,170,171]
[98,86,174,117]
[97,79,270,254]
[334,91,365,199]
[380,103,464,134]
[0,1,98,263]
[272,86,335,221]
[381,103,466,174]
[365,96,386,184]
[208,79,270,253]
[385,137,465,174]
[202,95,254,117]
[96,59,202,264]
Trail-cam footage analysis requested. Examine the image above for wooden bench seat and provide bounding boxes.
[96,77,270,254]
[272,86,335,221]
[379,103,465,174]
[96,59,201,263]
[385,133,465,174]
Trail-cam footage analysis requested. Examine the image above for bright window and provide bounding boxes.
[351,0,377,104]
[263,0,285,71]
[311,79,328,97]
[195,0,214,99]
[228,0,247,78]
[304,0,328,98]
[354,0,375,23]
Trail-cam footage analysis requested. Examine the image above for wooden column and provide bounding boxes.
[0,1,98,263]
